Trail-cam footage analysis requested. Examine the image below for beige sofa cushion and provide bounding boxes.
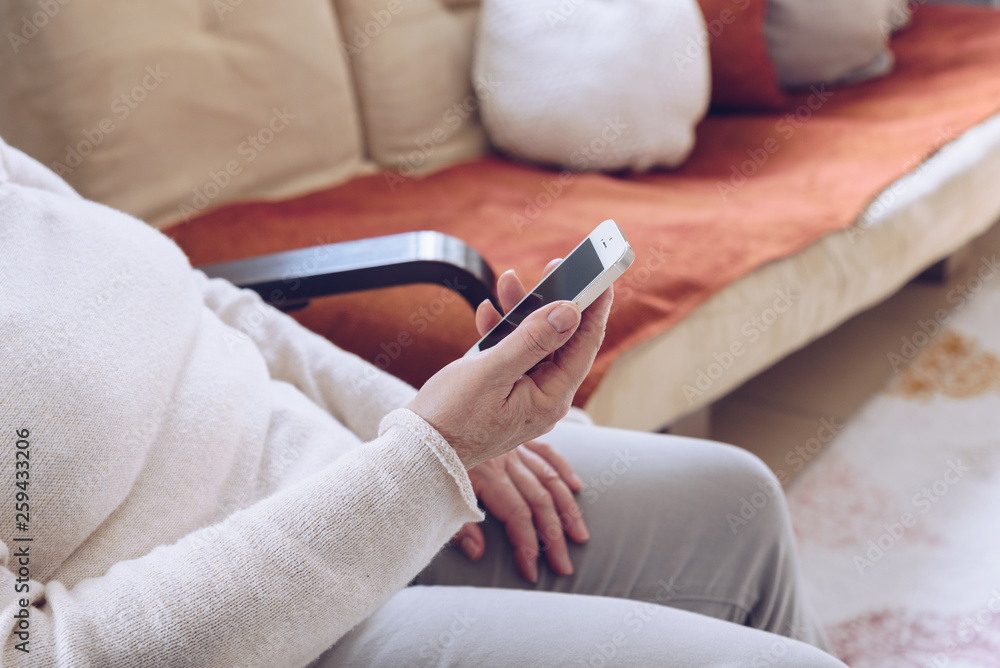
[333,0,488,176]
[0,0,367,229]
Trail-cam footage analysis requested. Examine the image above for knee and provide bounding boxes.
[700,442,790,542]
[614,432,792,546]
[718,446,784,507]
[562,426,792,543]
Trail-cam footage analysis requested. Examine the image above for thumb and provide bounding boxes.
[452,522,485,561]
[481,301,581,385]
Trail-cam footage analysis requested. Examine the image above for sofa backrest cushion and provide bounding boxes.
[333,0,488,177]
[0,0,367,229]
[765,0,910,88]
[473,0,711,172]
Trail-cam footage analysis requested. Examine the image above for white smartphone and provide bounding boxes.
[466,219,635,355]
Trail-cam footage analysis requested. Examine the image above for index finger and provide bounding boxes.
[498,259,563,315]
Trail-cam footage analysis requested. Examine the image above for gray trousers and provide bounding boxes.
[315,421,847,667]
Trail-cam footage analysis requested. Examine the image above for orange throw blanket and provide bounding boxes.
[166,5,1000,406]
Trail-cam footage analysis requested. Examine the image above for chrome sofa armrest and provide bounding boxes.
[196,231,499,313]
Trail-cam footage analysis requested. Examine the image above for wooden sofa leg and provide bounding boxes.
[916,238,977,284]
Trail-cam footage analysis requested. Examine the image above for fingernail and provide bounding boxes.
[570,472,584,488]
[559,554,574,575]
[578,524,590,542]
[461,536,480,560]
[548,303,580,333]
[528,562,539,583]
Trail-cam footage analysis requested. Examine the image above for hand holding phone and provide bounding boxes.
[406,220,631,471]
[466,220,634,356]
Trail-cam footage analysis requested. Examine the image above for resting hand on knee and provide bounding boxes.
[452,440,590,582]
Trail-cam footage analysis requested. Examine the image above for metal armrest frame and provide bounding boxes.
[196,231,499,313]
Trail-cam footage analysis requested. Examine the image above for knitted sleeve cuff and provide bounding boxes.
[378,408,484,520]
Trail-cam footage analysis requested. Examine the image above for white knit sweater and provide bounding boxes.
[0,138,483,667]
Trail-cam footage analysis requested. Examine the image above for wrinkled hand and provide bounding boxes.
[452,440,590,583]
[407,260,613,470]
[446,261,608,582]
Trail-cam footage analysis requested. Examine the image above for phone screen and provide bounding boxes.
[476,239,603,352]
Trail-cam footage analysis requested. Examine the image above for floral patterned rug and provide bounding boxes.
[787,259,1000,667]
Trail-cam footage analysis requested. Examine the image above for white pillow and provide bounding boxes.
[473,0,710,172]
[765,0,910,89]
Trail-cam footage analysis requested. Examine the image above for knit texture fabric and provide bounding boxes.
[0,137,483,667]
